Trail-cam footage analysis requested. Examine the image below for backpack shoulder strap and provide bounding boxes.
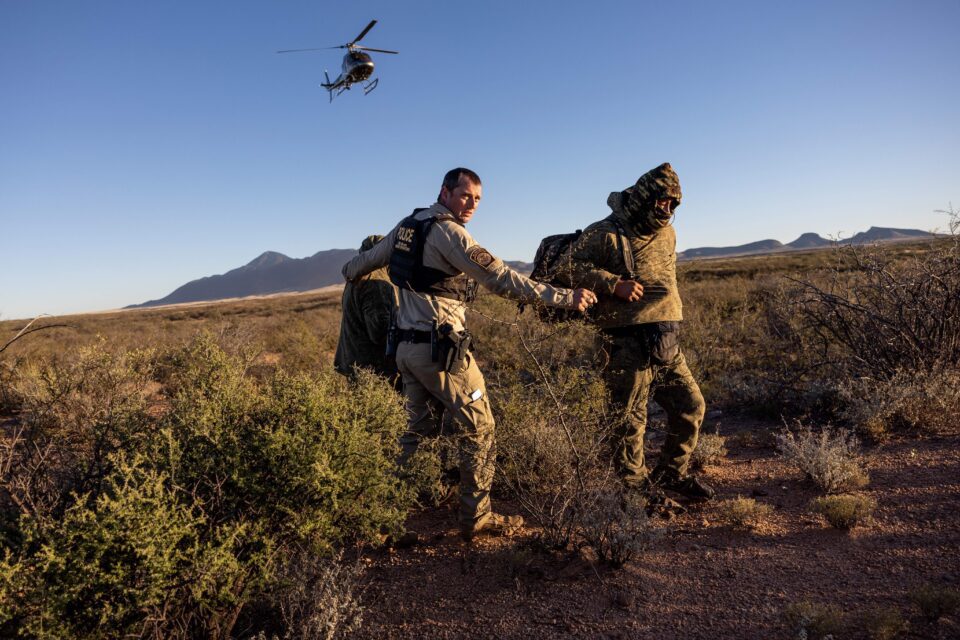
[609,216,636,278]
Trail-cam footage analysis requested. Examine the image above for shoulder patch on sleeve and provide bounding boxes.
[467,245,496,270]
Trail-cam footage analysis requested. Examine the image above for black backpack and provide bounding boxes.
[524,219,635,322]
[526,229,584,322]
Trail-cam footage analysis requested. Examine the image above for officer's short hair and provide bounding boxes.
[441,168,481,192]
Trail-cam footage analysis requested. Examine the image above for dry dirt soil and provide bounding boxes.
[352,420,960,640]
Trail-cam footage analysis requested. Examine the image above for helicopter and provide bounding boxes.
[277,20,398,102]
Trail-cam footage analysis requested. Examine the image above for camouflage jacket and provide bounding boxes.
[556,193,682,328]
[334,266,398,376]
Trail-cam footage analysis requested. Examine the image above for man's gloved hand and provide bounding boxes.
[614,279,644,303]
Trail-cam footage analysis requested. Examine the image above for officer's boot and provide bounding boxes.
[460,511,524,542]
[622,477,685,518]
[650,466,715,501]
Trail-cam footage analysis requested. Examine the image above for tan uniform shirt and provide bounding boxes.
[342,203,575,332]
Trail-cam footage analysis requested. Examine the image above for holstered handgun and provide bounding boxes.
[438,323,471,375]
[430,320,440,362]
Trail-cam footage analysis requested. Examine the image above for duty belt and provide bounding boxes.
[602,325,648,338]
[603,321,680,338]
[398,329,433,344]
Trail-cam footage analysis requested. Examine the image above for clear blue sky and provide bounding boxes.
[2,0,957,319]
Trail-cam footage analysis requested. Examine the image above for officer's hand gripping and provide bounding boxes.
[571,288,598,313]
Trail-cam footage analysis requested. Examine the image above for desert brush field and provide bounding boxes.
[1,232,958,639]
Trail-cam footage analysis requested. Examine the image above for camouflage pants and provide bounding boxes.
[396,341,495,525]
[603,330,705,486]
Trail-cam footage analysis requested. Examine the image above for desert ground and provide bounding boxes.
[355,420,960,639]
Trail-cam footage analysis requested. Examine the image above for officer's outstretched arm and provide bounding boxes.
[343,226,397,282]
[436,225,576,308]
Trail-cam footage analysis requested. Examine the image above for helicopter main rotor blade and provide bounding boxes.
[276,47,341,53]
[353,46,399,54]
[350,20,377,45]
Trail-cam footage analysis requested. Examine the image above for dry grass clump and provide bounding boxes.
[855,607,909,640]
[840,368,960,441]
[578,488,660,568]
[776,425,869,493]
[811,494,876,530]
[258,549,365,640]
[717,496,773,530]
[910,583,960,623]
[784,600,845,639]
[690,431,727,469]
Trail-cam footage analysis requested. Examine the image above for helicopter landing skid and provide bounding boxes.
[363,78,379,95]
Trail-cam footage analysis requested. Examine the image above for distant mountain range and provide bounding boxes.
[128,249,356,308]
[129,226,937,308]
[676,226,935,261]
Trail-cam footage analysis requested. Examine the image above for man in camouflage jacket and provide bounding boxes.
[334,235,399,386]
[559,162,714,501]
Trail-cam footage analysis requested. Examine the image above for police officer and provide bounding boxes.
[334,235,400,387]
[559,163,714,503]
[342,168,596,540]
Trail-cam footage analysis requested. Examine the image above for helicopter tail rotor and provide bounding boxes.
[322,70,334,102]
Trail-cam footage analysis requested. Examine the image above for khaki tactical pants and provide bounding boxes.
[396,341,495,525]
[604,331,705,486]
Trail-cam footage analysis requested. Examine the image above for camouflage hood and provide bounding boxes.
[608,163,682,232]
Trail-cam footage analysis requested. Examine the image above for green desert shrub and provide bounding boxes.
[1,333,412,638]
[811,494,876,530]
[0,340,156,520]
[158,334,412,550]
[0,456,233,640]
[776,425,869,493]
[910,583,960,623]
[403,434,459,508]
[717,496,773,530]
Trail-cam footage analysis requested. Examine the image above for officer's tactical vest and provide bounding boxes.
[389,209,477,301]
